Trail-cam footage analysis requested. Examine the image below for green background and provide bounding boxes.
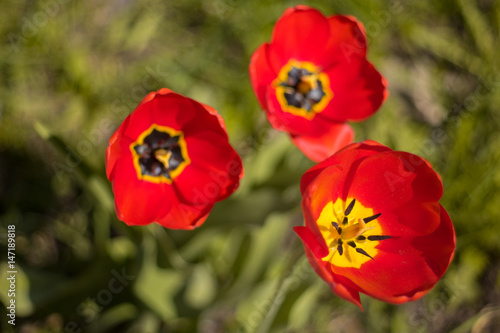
[1,0,499,332]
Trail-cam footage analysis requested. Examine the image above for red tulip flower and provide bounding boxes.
[106,88,243,229]
[294,141,455,308]
[249,6,388,162]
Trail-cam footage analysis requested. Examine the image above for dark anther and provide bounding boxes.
[342,217,348,225]
[347,241,357,248]
[134,128,185,179]
[357,236,366,241]
[356,248,374,260]
[363,213,381,223]
[279,66,326,112]
[337,244,344,256]
[344,199,356,216]
[331,222,342,235]
[367,235,391,241]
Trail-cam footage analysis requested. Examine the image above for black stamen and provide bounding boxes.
[337,227,342,235]
[337,244,343,256]
[344,199,356,216]
[342,217,348,225]
[134,128,185,178]
[367,235,391,241]
[331,222,339,229]
[363,213,381,223]
[347,241,357,248]
[357,236,366,241]
[280,66,326,111]
[356,248,374,260]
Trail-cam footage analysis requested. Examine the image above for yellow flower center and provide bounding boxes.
[273,60,333,120]
[317,198,389,268]
[130,124,190,184]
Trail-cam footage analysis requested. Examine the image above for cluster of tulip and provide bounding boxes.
[106,6,455,309]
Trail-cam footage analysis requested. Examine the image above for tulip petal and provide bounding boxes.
[249,43,277,110]
[332,207,455,303]
[394,152,443,203]
[322,15,367,67]
[301,245,362,308]
[111,156,174,226]
[300,141,391,195]
[106,123,133,180]
[345,151,442,235]
[268,6,331,72]
[409,205,456,278]
[182,100,230,140]
[174,131,243,204]
[290,122,354,162]
[156,199,213,230]
[122,92,197,141]
[321,58,388,122]
[294,226,329,259]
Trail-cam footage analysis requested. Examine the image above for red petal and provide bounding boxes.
[343,152,440,236]
[332,251,437,304]
[321,58,387,122]
[174,131,243,204]
[301,245,362,308]
[301,164,344,232]
[332,206,455,303]
[328,275,363,309]
[300,141,392,195]
[302,142,443,237]
[105,120,133,180]
[320,15,367,69]
[249,43,277,110]
[138,88,173,106]
[199,102,229,136]
[111,156,174,225]
[388,201,441,236]
[290,122,354,162]
[122,92,197,141]
[394,152,443,203]
[346,150,443,235]
[268,6,331,72]
[181,99,230,140]
[408,205,456,279]
[293,226,329,259]
[156,199,214,230]
[345,151,416,211]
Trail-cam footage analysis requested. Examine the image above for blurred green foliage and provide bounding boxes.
[1,0,500,332]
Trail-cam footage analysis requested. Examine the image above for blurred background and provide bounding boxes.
[1,0,500,332]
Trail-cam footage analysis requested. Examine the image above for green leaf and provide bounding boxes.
[184,263,217,309]
[287,282,324,331]
[86,303,138,333]
[133,232,184,321]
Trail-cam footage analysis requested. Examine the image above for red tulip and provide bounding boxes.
[106,88,243,229]
[294,141,455,309]
[249,6,388,162]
